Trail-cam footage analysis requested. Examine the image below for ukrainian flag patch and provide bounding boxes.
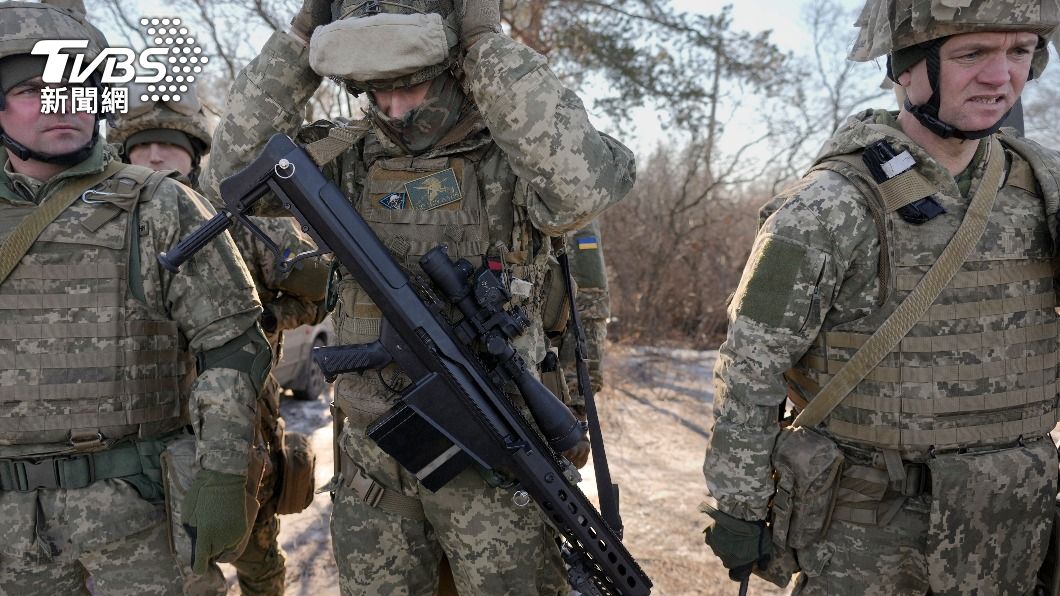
[577,236,599,250]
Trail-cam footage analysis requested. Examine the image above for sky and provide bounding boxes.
[675,0,863,50]
[621,0,878,155]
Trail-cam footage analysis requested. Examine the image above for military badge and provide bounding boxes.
[404,169,462,210]
[576,235,599,250]
[379,193,408,210]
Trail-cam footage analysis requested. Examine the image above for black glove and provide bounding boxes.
[701,503,772,584]
[260,303,278,334]
[290,0,333,42]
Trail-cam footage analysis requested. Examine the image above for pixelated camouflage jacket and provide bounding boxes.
[0,143,262,476]
[200,30,635,372]
[703,109,1060,521]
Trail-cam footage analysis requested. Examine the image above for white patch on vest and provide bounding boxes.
[882,151,916,179]
[509,278,533,298]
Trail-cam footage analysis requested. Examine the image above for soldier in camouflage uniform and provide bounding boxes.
[0,3,269,595]
[200,0,636,593]
[110,89,329,596]
[702,1,1060,594]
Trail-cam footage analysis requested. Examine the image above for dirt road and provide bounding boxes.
[221,345,789,595]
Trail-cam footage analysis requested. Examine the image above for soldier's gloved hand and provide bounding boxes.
[289,0,333,43]
[458,0,501,50]
[701,503,772,585]
[562,406,590,469]
[182,470,247,574]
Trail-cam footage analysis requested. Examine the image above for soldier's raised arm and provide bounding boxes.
[458,3,636,234]
[198,0,331,204]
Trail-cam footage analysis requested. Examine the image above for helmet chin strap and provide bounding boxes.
[904,39,1011,140]
[1,118,100,167]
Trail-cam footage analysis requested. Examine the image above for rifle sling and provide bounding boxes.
[0,160,125,285]
[560,251,623,536]
[793,137,1005,429]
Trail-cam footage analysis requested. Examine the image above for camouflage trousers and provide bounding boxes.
[0,480,183,596]
[330,422,568,596]
[793,438,1057,595]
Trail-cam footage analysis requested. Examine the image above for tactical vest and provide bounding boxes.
[333,131,551,362]
[790,144,1060,457]
[0,165,191,448]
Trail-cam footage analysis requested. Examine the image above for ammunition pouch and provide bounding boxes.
[757,426,845,587]
[771,426,844,550]
[275,422,317,515]
[160,430,266,563]
[754,543,799,589]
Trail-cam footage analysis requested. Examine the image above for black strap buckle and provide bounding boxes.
[17,459,59,492]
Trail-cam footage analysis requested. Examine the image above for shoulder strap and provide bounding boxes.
[818,154,938,214]
[559,250,623,536]
[304,122,371,167]
[809,157,893,305]
[794,137,1006,428]
[0,160,124,285]
[998,134,1060,231]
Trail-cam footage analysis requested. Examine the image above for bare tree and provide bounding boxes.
[763,0,890,191]
[602,144,762,347]
[502,1,792,134]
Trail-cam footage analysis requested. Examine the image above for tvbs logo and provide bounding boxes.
[31,17,206,88]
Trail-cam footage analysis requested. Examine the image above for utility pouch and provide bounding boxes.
[159,432,266,563]
[771,426,844,550]
[540,255,574,334]
[927,439,1056,595]
[275,426,317,515]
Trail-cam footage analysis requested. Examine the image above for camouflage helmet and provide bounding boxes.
[330,0,459,93]
[0,1,105,64]
[0,1,107,100]
[109,82,212,158]
[850,0,1059,75]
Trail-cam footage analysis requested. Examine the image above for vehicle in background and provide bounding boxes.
[274,316,334,401]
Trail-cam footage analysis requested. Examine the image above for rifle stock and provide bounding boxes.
[163,134,651,596]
